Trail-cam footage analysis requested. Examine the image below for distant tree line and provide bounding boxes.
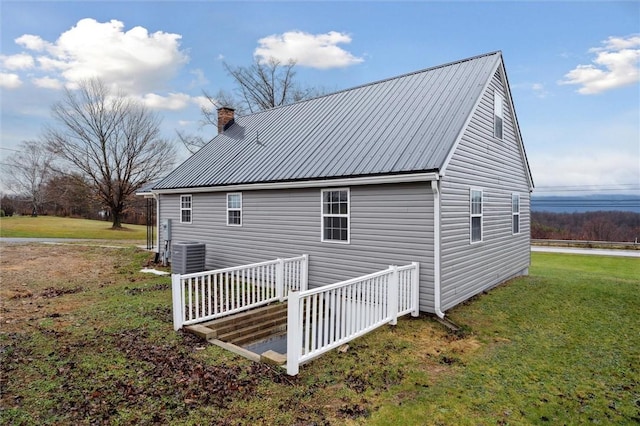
[0,177,148,225]
[532,211,640,242]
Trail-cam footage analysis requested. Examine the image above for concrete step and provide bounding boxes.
[230,323,288,346]
[185,302,288,345]
[198,303,286,333]
[215,307,287,337]
[218,314,287,344]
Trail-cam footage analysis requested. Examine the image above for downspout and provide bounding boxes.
[431,180,445,319]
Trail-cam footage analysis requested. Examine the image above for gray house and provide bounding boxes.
[150,51,533,317]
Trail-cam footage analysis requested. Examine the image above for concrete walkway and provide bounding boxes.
[531,246,640,258]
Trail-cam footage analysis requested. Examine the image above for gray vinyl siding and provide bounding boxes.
[439,68,531,311]
[159,182,436,312]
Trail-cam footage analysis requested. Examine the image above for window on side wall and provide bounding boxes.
[512,193,520,234]
[321,188,349,243]
[180,195,192,224]
[470,189,483,243]
[494,91,504,140]
[227,193,242,226]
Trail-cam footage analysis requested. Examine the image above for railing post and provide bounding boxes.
[287,291,301,376]
[276,258,284,302]
[411,262,420,317]
[301,254,309,291]
[387,265,398,325]
[171,273,183,330]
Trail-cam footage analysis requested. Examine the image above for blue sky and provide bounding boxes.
[1,1,639,195]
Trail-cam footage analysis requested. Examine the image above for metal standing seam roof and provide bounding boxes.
[154,51,502,190]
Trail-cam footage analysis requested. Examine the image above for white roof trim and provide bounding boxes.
[152,172,440,195]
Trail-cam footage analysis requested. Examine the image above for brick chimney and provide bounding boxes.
[217,107,235,134]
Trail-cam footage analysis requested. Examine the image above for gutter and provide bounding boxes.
[431,180,445,319]
[151,171,440,195]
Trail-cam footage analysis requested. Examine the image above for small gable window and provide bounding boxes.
[180,195,192,224]
[227,193,242,226]
[321,188,350,243]
[512,193,520,235]
[470,189,483,243]
[494,91,504,140]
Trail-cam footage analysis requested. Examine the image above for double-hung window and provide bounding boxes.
[494,91,504,140]
[512,193,520,234]
[227,193,242,226]
[470,189,483,243]
[321,188,349,243]
[180,195,192,224]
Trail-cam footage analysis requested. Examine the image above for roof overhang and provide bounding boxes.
[152,171,440,195]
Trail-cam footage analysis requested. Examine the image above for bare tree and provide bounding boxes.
[224,57,320,113]
[46,78,176,229]
[176,89,242,153]
[45,173,99,218]
[178,58,322,153]
[1,140,54,216]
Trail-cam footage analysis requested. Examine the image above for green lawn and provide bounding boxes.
[0,215,146,240]
[370,252,640,425]
[1,250,638,425]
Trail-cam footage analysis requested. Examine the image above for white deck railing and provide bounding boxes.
[172,255,308,330]
[286,262,419,375]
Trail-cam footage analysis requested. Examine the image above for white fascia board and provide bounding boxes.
[152,172,440,195]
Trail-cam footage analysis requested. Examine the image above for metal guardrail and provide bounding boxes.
[532,239,639,248]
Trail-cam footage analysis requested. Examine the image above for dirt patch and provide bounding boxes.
[40,286,84,298]
[0,244,120,332]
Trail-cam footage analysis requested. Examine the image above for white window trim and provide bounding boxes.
[226,192,242,227]
[494,91,504,140]
[512,193,520,235]
[180,194,192,224]
[470,188,483,244]
[321,188,350,244]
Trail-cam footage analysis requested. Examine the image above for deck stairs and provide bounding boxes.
[184,303,287,347]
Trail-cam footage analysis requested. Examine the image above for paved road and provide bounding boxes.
[3,238,638,258]
[531,246,640,258]
[0,237,90,245]
[0,238,133,249]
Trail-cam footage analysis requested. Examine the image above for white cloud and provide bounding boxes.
[141,92,192,110]
[32,76,63,90]
[254,31,364,69]
[193,95,214,109]
[531,83,549,99]
[0,73,22,89]
[14,18,189,94]
[1,53,35,70]
[531,151,639,191]
[601,34,640,50]
[526,108,639,194]
[189,69,208,87]
[560,34,640,94]
[15,34,50,51]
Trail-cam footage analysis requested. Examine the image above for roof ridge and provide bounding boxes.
[236,51,502,120]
